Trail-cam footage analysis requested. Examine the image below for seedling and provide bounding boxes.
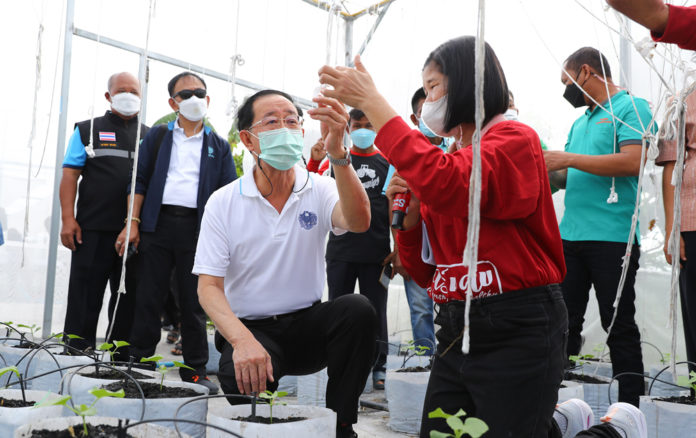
[659,353,672,365]
[428,407,488,438]
[401,340,432,369]
[17,324,40,343]
[140,355,193,391]
[97,340,129,362]
[0,366,26,403]
[677,371,696,394]
[33,387,125,436]
[258,390,288,424]
[568,354,595,373]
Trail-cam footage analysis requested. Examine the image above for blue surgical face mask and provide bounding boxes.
[350,128,376,149]
[253,128,304,171]
[418,117,437,138]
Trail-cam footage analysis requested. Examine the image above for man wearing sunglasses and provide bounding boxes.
[118,71,236,394]
[194,89,375,438]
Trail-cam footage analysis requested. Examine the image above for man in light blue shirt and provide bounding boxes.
[544,47,657,407]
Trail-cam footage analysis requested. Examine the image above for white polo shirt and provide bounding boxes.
[161,119,203,208]
[192,165,346,319]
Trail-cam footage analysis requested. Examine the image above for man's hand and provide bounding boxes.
[385,250,410,281]
[307,96,349,159]
[115,223,140,256]
[60,217,82,251]
[385,172,421,231]
[310,138,327,162]
[543,150,573,172]
[664,234,686,267]
[606,0,670,34]
[232,335,274,395]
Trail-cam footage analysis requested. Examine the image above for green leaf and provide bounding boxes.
[97,342,113,351]
[33,395,71,408]
[258,391,272,400]
[89,388,125,399]
[113,340,130,348]
[75,404,97,417]
[446,415,465,432]
[463,418,489,438]
[66,334,84,340]
[429,431,454,438]
[172,361,194,371]
[276,391,288,397]
[140,355,163,363]
[0,366,20,379]
[428,407,452,419]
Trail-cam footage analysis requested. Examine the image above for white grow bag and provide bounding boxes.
[14,416,191,437]
[648,367,687,398]
[62,366,160,405]
[385,369,430,434]
[557,380,584,403]
[0,389,64,437]
[208,403,336,438]
[297,368,371,407]
[640,395,696,437]
[574,375,617,425]
[26,348,94,392]
[93,378,208,437]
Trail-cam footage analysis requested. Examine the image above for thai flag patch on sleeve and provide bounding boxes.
[99,131,116,142]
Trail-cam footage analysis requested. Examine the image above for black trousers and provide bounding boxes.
[420,285,568,438]
[63,230,137,352]
[128,210,207,378]
[561,240,644,406]
[680,231,696,380]
[216,294,377,425]
[326,259,387,373]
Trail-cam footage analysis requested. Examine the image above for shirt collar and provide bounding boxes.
[174,117,205,139]
[240,164,314,198]
[586,90,627,116]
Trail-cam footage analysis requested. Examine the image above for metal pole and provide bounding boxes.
[43,0,74,339]
[350,1,393,67]
[344,18,353,66]
[620,21,632,90]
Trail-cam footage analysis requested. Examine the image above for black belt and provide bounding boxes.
[161,204,197,216]
[241,301,321,324]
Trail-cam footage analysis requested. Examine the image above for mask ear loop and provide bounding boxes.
[293,157,310,194]
[246,128,274,198]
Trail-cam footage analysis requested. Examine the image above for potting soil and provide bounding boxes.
[81,369,150,380]
[231,415,307,424]
[102,380,200,399]
[654,395,696,405]
[0,397,34,408]
[564,371,607,384]
[28,424,135,438]
[395,366,430,373]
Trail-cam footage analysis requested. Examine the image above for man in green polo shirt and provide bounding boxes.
[544,47,656,408]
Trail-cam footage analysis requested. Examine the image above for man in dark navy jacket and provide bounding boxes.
[117,72,235,393]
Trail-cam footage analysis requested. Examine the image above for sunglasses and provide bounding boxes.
[173,88,207,100]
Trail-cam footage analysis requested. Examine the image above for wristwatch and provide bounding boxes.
[327,148,351,167]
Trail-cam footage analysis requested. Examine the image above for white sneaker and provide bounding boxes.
[554,398,594,437]
[600,402,647,438]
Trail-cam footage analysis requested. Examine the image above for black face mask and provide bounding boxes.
[563,71,588,108]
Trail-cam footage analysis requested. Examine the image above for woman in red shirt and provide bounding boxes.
[313,36,568,437]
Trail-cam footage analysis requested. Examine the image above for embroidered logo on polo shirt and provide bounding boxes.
[596,118,613,125]
[298,211,318,230]
[208,146,215,158]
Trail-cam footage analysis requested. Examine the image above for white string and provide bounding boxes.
[21,10,44,268]
[461,0,486,355]
[107,0,156,342]
[85,0,104,159]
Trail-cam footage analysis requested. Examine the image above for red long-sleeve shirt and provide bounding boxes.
[307,157,329,174]
[375,116,565,303]
[652,4,696,50]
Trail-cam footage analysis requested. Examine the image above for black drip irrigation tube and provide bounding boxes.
[173,393,265,437]
[116,417,245,438]
[607,360,696,404]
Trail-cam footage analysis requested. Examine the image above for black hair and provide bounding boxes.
[423,36,509,131]
[564,47,612,78]
[167,72,207,97]
[411,87,427,114]
[349,108,366,123]
[235,89,303,132]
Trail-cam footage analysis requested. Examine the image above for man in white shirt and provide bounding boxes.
[194,89,376,438]
[117,72,236,394]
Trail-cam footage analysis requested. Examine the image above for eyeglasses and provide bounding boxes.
[249,115,303,130]
[173,88,207,100]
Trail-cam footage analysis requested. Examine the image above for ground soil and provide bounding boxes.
[29,424,134,437]
[564,371,608,384]
[81,369,150,380]
[102,379,199,399]
[231,415,307,424]
[654,395,696,405]
[395,366,431,373]
[0,396,34,408]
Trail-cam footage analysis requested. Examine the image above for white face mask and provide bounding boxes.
[503,108,519,121]
[420,94,449,137]
[177,96,208,122]
[110,92,141,116]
